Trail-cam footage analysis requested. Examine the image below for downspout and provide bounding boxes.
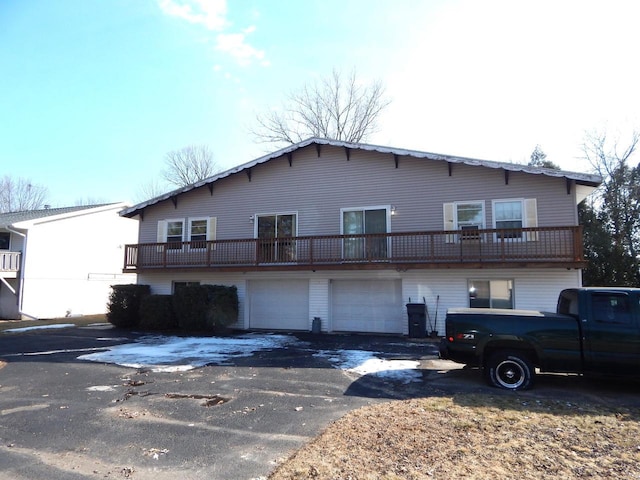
[6,226,38,320]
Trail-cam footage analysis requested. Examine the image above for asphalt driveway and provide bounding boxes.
[0,321,638,480]
[0,322,440,480]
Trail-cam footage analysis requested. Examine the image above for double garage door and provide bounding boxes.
[248,278,403,334]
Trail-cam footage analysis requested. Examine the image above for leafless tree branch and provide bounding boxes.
[163,145,220,188]
[0,176,49,213]
[252,68,391,146]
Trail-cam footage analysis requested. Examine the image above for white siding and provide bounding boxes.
[18,207,138,319]
[137,267,581,335]
[309,278,329,332]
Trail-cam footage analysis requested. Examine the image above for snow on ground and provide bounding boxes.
[78,333,423,382]
[78,334,300,372]
[314,349,422,384]
[4,324,76,333]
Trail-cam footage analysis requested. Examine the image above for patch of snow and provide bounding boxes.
[80,323,113,330]
[86,385,116,392]
[315,349,422,384]
[4,324,75,333]
[78,333,300,372]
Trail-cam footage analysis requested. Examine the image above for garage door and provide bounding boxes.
[248,280,309,330]
[331,280,403,333]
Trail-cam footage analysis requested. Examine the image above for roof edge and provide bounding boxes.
[120,138,602,218]
[8,202,130,228]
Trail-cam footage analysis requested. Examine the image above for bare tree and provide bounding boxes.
[0,175,49,213]
[253,69,391,145]
[163,145,219,188]
[580,130,640,286]
[134,178,170,204]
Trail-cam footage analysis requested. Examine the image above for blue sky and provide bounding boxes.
[1,0,639,207]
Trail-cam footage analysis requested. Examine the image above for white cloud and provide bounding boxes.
[157,1,267,67]
[157,0,228,31]
[216,32,266,67]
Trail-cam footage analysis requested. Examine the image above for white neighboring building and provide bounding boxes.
[0,203,138,320]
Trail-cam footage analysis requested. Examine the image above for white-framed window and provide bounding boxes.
[166,219,185,250]
[468,279,514,309]
[341,206,391,259]
[254,212,297,263]
[443,201,485,242]
[492,199,538,241]
[188,217,208,249]
[158,217,217,251]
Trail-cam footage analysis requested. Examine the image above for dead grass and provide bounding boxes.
[269,394,640,480]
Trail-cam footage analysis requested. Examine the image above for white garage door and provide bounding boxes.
[248,280,309,330]
[331,280,403,333]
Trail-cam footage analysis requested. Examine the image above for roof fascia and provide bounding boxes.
[11,202,129,229]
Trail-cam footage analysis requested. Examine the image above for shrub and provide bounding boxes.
[172,284,211,331]
[207,285,239,331]
[172,284,239,332]
[107,284,150,328]
[139,294,176,331]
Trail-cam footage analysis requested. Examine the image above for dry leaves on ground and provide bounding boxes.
[270,394,640,480]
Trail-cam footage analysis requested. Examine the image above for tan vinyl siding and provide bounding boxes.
[137,144,579,244]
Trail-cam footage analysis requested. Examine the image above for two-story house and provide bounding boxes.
[0,203,138,320]
[120,138,601,335]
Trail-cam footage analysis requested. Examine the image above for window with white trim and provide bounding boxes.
[341,206,390,259]
[468,279,514,309]
[189,218,208,249]
[158,217,217,251]
[492,199,538,241]
[443,201,485,242]
[255,213,297,262]
[166,220,184,250]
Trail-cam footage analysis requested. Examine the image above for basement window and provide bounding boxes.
[468,279,514,309]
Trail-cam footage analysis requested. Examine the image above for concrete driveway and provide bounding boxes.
[0,321,638,479]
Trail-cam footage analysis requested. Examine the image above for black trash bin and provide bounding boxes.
[406,303,427,338]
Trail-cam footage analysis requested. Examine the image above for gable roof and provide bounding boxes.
[0,203,126,229]
[120,137,603,218]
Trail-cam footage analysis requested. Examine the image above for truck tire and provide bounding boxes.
[485,351,535,390]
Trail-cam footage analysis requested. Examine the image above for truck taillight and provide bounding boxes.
[448,336,454,342]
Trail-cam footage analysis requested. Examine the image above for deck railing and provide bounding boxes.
[124,226,584,271]
[0,252,21,273]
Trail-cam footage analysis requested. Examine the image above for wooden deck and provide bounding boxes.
[123,226,585,272]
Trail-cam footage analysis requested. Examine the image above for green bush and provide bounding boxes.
[172,284,239,332]
[207,285,239,331]
[107,284,150,328]
[172,284,211,331]
[139,294,176,331]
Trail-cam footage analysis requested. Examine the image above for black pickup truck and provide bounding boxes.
[439,288,640,390]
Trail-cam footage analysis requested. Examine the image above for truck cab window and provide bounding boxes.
[591,294,632,325]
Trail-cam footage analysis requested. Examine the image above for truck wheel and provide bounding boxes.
[485,351,534,390]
